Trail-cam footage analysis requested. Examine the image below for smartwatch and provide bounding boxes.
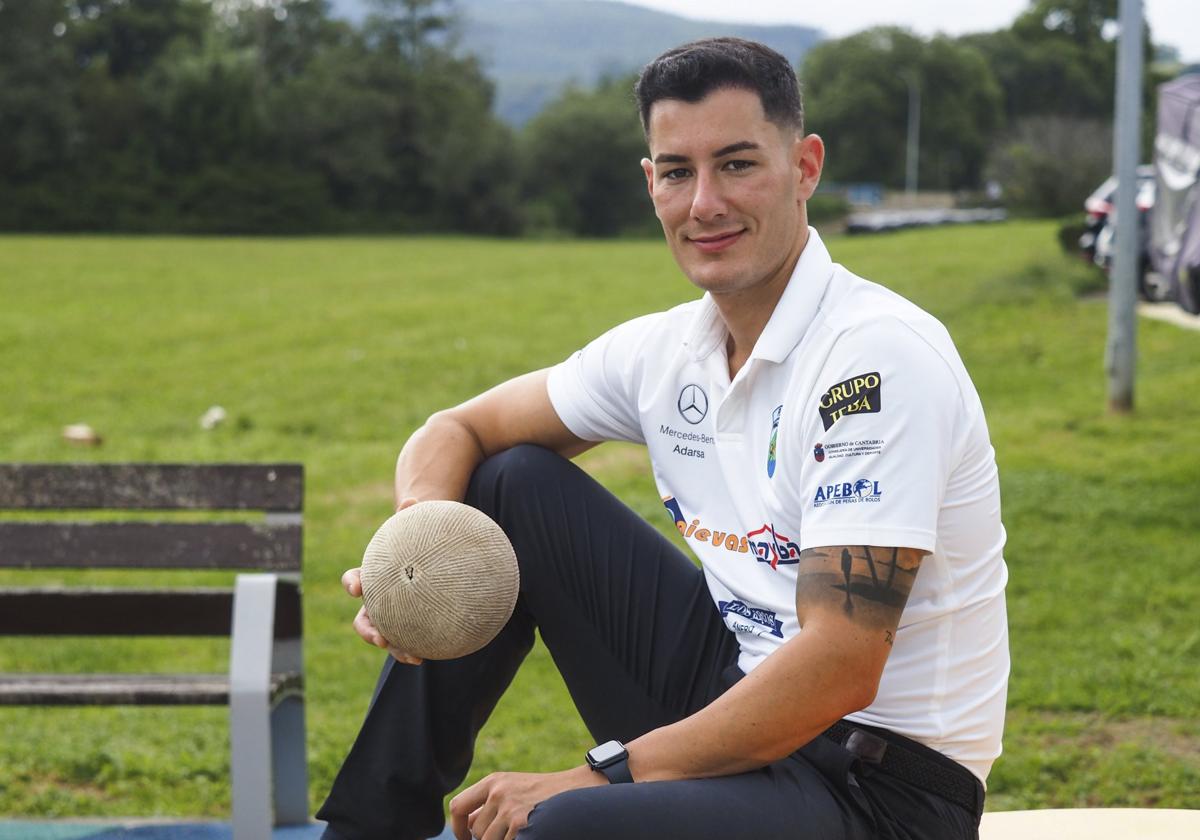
[586,739,633,784]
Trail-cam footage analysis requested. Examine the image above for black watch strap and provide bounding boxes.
[586,740,633,784]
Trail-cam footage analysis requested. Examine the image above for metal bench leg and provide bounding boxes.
[271,692,309,824]
[230,574,277,840]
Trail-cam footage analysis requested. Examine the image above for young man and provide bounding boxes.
[318,38,1009,840]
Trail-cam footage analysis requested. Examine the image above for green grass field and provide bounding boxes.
[1,222,1198,818]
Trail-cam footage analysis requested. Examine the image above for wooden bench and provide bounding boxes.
[0,463,308,839]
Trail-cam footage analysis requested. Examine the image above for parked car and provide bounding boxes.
[1079,165,1155,263]
[1081,167,1168,301]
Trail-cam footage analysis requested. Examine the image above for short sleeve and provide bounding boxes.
[546,314,659,444]
[793,317,966,552]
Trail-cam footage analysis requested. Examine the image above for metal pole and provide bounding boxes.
[1106,0,1143,413]
[905,73,920,198]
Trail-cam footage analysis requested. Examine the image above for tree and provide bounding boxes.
[986,116,1112,215]
[802,28,1002,190]
[520,76,653,237]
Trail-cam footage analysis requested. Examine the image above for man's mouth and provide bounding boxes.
[688,229,744,253]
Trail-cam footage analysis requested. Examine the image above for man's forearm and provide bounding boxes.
[394,411,487,508]
[625,623,879,781]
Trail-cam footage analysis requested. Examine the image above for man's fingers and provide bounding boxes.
[341,567,363,597]
[387,645,424,666]
[450,782,489,840]
[396,496,418,511]
[352,605,388,649]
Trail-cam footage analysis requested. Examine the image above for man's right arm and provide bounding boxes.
[393,368,594,509]
[346,367,593,661]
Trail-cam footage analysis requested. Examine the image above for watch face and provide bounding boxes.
[589,740,625,765]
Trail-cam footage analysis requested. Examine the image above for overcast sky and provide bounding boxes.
[599,0,1200,64]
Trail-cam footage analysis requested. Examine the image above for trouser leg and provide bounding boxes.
[317,445,739,840]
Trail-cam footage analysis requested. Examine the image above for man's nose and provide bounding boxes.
[690,170,728,221]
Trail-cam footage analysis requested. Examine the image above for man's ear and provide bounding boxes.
[641,157,655,200]
[794,133,825,202]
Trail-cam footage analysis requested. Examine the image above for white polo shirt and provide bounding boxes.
[546,229,1009,782]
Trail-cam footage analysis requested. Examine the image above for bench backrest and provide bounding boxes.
[0,463,303,639]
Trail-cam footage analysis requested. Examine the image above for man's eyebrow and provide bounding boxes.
[652,141,760,165]
[713,141,759,157]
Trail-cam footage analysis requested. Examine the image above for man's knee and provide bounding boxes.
[467,444,568,504]
[518,787,610,840]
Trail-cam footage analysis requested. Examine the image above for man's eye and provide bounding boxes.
[662,168,690,181]
[725,159,755,172]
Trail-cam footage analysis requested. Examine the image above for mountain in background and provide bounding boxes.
[329,0,823,124]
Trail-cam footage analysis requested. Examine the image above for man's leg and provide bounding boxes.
[317,445,740,840]
[520,734,979,840]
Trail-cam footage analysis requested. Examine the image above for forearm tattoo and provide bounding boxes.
[795,546,924,646]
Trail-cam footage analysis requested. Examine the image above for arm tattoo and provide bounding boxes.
[797,546,924,644]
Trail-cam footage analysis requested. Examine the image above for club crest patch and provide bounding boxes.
[766,405,782,477]
[817,372,881,431]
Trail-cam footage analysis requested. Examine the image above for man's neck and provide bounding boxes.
[712,227,809,380]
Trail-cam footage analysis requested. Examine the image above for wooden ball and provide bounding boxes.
[360,501,519,660]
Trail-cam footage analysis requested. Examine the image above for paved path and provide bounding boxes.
[0,822,456,840]
[1139,301,1200,330]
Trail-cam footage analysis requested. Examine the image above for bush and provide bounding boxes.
[807,194,851,225]
[987,116,1112,217]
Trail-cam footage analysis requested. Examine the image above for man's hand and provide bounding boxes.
[449,766,604,840]
[343,497,425,665]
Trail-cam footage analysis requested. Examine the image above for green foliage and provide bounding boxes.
[964,0,1123,123]
[803,28,1003,190]
[0,0,520,235]
[805,194,850,225]
[519,76,654,238]
[987,116,1113,217]
[1,224,1198,814]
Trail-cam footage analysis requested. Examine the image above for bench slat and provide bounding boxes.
[0,464,303,511]
[0,521,301,570]
[0,584,302,637]
[0,673,304,706]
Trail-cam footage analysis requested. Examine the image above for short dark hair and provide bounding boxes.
[634,37,804,134]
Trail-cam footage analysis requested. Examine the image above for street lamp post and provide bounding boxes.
[905,72,921,199]
[1106,0,1143,413]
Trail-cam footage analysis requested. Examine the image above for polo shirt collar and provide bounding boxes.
[681,227,835,364]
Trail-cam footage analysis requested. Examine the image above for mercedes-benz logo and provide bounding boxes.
[677,384,709,425]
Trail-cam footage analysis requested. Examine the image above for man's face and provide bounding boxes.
[641,87,823,297]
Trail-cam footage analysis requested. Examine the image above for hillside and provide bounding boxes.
[330,0,823,124]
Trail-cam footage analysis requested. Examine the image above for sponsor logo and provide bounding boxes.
[818,372,881,431]
[658,424,715,445]
[677,384,709,425]
[672,444,704,459]
[813,479,883,508]
[766,405,782,477]
[746,523,800,568]
[719,599,784,639]
[662,497,751,555]
[812,439,884,462]
[663,496,686,530]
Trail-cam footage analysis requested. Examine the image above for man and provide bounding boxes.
[318,37,1009,840]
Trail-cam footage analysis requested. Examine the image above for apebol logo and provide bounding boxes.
[813,479,883,508]
[746,523,800,568]
[719,599,784,639]
[677,384,708,425]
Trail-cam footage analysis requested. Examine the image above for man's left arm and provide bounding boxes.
[621,543,923,779]
[449,543,923,840]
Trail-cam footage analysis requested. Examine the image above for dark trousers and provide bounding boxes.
[317,445,978,840]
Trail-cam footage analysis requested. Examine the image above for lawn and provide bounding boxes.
[0,222,1197,817]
